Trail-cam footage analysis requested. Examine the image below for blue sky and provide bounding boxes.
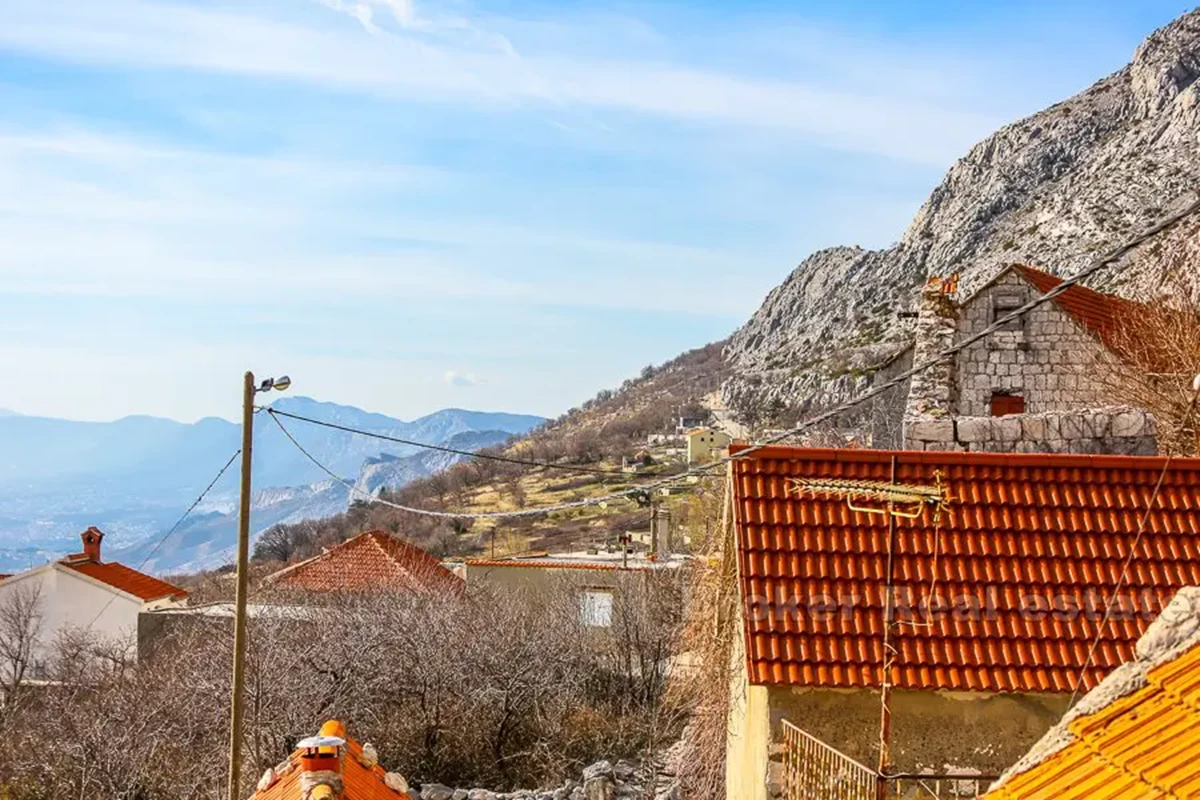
[0,0,1190,423]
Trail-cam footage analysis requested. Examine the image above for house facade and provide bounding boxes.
[0,527,188,670]
[462,551,687,629]
[876,264,1157,455]
[724,445,1200,800]
[686,427,732,464]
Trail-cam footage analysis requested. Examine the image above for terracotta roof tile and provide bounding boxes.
[269,530,463,594]
[252,726,406,800]
[985,633,1200,798]
[732,446,1200,694]
[62,560,188,602]
[1011,264,1147,355]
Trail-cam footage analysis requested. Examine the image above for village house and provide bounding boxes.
[0,526,188,670]
[876,264,1159,455]
[724,444,1200,800]
[686,426,732,464]
[264,529,464,595]
[984,586,1200,799]
[461,549,688,628]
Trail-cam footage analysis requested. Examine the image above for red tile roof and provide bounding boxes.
[268,530,463,594]
[252,722,407,800]
[731,445,1200,694]
[1011,265,1147,355]
[61,559,188,602]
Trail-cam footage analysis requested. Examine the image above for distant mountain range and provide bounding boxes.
[0,398,543,573]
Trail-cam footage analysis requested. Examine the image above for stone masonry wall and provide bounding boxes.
[955,271,1107,417]
[905,406,1157,455]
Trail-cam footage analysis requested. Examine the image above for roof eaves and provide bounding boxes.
[54,562,148,604]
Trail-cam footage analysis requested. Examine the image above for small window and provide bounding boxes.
[992,293,1025,331]
[580,589,614,627]
[991,393,1026,417]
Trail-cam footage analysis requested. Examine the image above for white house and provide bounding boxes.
[0,527,188,672]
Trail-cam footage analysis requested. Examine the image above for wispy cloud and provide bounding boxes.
[443,370,479,387]
[0,0,1003,165]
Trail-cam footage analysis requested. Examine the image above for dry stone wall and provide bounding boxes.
[904,407,1157,455]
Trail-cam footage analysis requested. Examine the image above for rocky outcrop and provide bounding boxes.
[724,9,1200,420]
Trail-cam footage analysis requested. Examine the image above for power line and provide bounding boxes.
[264,407,629,477]
[270,194,1200,521]
[269,411,666,520]
[80,448,242,635]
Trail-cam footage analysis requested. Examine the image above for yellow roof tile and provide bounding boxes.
[985,642,1200,799]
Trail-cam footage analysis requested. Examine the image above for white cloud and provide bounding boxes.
[443,370,480,387]
[0,0,1002,166]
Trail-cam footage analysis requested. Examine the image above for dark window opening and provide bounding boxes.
[991,393,1026,417]
[992,292,1025,331]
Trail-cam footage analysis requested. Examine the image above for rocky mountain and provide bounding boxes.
[0,399,542,572]
[724,10,1200,419]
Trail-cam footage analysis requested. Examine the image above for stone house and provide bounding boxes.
[875,264,1158,454]
[724,444,1200,800]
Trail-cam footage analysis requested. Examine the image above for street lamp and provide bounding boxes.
[227,372,290,800]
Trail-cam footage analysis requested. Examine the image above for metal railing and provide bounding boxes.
[782,719,877,800]
[882,774,996,799]
[781,720,999,800]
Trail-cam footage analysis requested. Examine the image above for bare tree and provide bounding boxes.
[0,582,43,707]
[1101,268,1200,456]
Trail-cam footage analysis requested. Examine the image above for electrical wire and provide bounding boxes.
[79,448,242,636]
[269,411,665,519]
[270,195,1200,521]
[1066,455,1173,708]
[1066,388,1200,708]
[264,407,630,477]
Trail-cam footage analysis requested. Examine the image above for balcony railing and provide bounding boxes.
[781,720,999,800]
[782,719,877,800]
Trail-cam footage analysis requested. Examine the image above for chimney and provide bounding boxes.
[297,720,346,800]
[81,527,104,562]
[650,508,671,559]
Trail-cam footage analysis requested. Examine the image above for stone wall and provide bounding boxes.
[904,406,1157,454]
[954,271,1107,417]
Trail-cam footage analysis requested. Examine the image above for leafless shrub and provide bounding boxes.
[1101,267,1200,456]
[0,575,686,799]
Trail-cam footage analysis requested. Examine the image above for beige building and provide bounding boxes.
[725,445,1200,800]
[461,551,687,629]
[685,427,731,464]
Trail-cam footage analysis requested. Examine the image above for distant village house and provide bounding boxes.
[0,526,188,672]
[686,427,732,465]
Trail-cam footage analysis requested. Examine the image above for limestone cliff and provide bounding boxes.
[724,10,1200,420]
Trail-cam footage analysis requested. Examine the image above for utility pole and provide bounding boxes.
[227,371,289,800]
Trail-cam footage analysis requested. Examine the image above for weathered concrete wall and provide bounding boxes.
[726,603,772,800]
[904,406,1157,454]
[954,271,1107,417]
[760,686,1070,796]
